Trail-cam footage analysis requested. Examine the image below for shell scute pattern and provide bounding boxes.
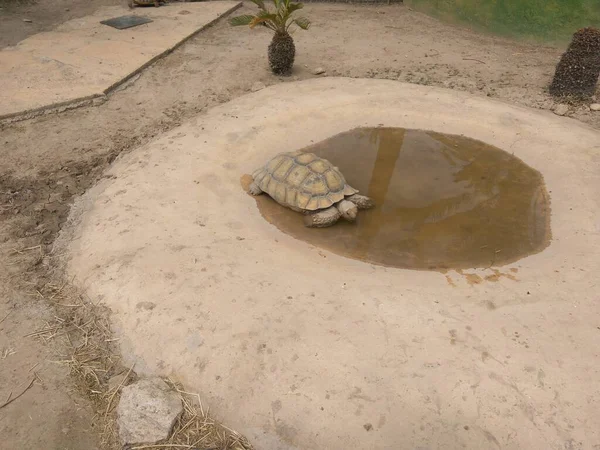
[272,157,295,180]
[308,159,329,174]
[303,175,329,196]
[286,165,311,188]
[252,151,358,211]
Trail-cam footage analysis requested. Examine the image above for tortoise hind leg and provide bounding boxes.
[248,181,263,196]
[304,207,341,228]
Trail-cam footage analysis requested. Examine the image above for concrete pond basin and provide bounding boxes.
[56,78,600,449]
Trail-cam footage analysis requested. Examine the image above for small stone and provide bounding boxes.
[363,423,373,431]
[250,82,266,92]
[312,67,326,75]
[117,378,182,445]
[553,104,569,116]
[23,18,33,23]
[590,103,600,111]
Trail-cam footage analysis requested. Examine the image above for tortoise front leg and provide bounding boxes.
[304,207,341,228]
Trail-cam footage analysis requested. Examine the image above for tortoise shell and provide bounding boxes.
[252,151,358,211]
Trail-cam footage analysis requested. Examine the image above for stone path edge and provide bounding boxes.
[0,2,242,125]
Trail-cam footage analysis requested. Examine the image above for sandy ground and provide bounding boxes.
[1,0,599,449]
[0,0,123,48]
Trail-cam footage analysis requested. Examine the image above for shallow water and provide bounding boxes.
[247,127,551,270]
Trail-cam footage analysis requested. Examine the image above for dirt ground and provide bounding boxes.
[1,0,599,448]
[0,0,123,48]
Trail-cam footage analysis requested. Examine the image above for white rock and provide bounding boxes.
[250,82,266,92]
[117,377,182,445]
[23,18,33,23]
[553,104,569,116]
[312,67,326,75]
[590,103,600,111]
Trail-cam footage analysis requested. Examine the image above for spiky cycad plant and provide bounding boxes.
[229,0,311,76]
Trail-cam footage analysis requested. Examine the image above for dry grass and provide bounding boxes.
[33,280,254,450]
[129,379,254,450]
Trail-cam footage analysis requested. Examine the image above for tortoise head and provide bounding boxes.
[338,200,358,222]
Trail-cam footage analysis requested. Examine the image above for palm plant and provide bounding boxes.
[229,0,311,76]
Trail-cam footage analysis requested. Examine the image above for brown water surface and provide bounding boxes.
[246,127,551,270]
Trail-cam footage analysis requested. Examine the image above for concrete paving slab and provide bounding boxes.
[56,79,600,450]
[0,2,241,120]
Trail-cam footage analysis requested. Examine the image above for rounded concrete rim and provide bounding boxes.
[57,78,600,450]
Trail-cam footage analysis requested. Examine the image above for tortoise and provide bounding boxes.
[129,0,165,7]
[248,151,374,228]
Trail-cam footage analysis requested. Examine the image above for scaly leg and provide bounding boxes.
[347,194,375,210]
[248,181,263,196]
[304,207,341,228]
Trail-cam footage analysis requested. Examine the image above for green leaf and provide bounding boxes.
[229,15,256,26]
[249,11,278,28]
[257,10,279,19]
[287,2,304,14]
[293,16,311,30]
